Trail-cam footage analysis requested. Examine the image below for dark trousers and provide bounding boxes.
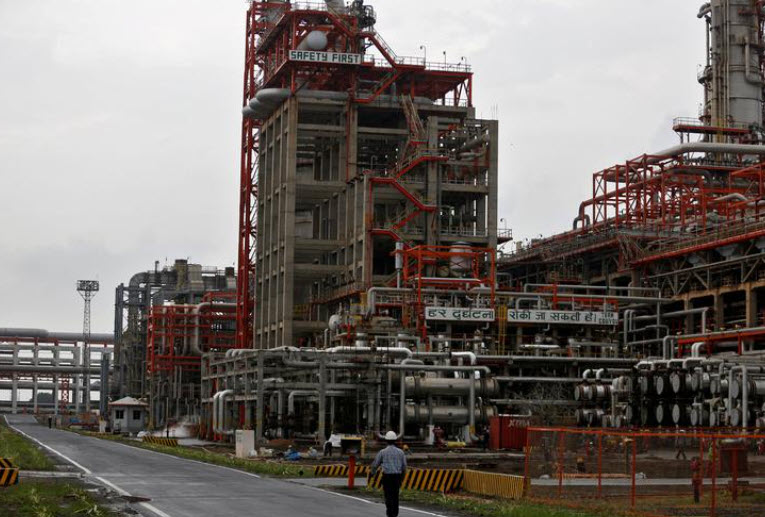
[382,474,402,517]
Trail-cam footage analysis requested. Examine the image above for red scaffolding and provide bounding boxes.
[146,304,237,374]
[236,1,474,348]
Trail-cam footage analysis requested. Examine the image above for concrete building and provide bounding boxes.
[109,396,148,434]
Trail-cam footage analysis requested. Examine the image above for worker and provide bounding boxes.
[371,431,407,517]
[690,456,702,503]
[675,433,687,460]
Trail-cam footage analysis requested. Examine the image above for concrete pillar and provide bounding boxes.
[255,350,264,443]
[32,344,39,413]
[684,299,694,334]
[318,356,326,443]
[714,294,725,330]
[53,348,60,420]
[74,348,81,414]
[487,119,499,250]
[11,345,18,414]
[746,286,758,328]
[244,370,252,429]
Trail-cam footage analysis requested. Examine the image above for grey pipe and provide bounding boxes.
[0,365,100,374]
[0,328,114,344]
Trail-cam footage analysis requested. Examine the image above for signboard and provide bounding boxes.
[425,307,496,322]
[507,309,618,326]
[288,50,363,65]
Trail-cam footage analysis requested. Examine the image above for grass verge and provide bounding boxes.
[75,431,313,478]
[0,417,55,471]
[350,488,633,517]
[0,479,115,517]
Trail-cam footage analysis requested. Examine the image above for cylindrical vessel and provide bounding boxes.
[404,405,496,425]
[404,376,500,398]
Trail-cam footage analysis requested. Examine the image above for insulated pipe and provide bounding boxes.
[662,336,677,360]
[191,303,236,355]
[218,389,234,435]
[0,328,114,344]
[691,342,707,358]
[0,365,100,374]
[287,390,347,415]
[326,346,413,358]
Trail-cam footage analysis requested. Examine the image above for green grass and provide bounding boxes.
[75,431,314,478]
[0,480,115,517]
[355,488,631,517]
[0,417,55,471]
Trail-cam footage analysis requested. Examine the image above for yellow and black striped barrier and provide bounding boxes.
[0,458,19,487]
[367,468,463,493]
[142,436,179,447]
[462,469,524,500]
[314,464,370,477]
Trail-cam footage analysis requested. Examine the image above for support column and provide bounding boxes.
[11,345,18,414]
[746,286,758,328]
[684,299,694,334]
[714,294,724,330]
[74,348,81,414]
[318,356,326,443]
[256,350,265,443]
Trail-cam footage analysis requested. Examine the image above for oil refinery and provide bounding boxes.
[4,1,765,507]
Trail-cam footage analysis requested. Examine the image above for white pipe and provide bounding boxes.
[218,389,234,435]
[691,342,706,358]
[326,346,413,358]
[192,303,236,356]
[662,336,677,360]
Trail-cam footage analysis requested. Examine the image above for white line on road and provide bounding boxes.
[96,476,173,517]
[4,417,173,517]
[305,485,448,517]
[4,417,92,475]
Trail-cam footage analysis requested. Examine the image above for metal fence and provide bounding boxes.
[524,427,765,517]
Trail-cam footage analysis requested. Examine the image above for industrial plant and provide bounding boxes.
[4,0,765,470]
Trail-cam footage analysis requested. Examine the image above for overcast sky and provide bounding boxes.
[0,1,705,333]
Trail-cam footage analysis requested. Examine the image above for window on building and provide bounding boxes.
[115,409,124,419]
[132,410,141,420]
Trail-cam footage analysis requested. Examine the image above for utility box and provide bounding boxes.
[235,430,255,458]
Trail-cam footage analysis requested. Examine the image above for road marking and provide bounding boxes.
[4,417,92,475]
[4,417,173,517]
[305,485,448,517]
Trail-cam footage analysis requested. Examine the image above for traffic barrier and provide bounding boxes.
[0,458,19,487]
[367,468,463,493]
[314,464,370,477]
[142,436,179,446]
[462,469,524,500]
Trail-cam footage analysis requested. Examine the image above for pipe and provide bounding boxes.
[287,389,348,415]
[191,303,236,355]
[691,342,707,358]
[218,389,234,435]
[0,328,114,344]
[326,346,413,358]
[662,336,677,360]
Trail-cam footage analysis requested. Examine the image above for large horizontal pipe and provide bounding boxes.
[405,377,499,397]
[496,376,602,384]
[0,365,100,374]
[0,328,113,344]
[404,405,496,425]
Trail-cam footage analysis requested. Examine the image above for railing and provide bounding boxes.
[672,116,750,131]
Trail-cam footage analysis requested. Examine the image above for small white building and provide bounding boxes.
[109,397,149,434]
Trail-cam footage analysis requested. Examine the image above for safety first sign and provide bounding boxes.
[288,50,363,65]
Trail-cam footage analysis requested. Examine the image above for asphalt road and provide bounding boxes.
[5,414,445,517]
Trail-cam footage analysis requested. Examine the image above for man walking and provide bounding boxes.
[371,431,407,517]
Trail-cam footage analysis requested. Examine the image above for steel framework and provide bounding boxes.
[236,1,476,349]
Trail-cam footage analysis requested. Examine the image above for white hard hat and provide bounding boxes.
[385,431,397,441]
